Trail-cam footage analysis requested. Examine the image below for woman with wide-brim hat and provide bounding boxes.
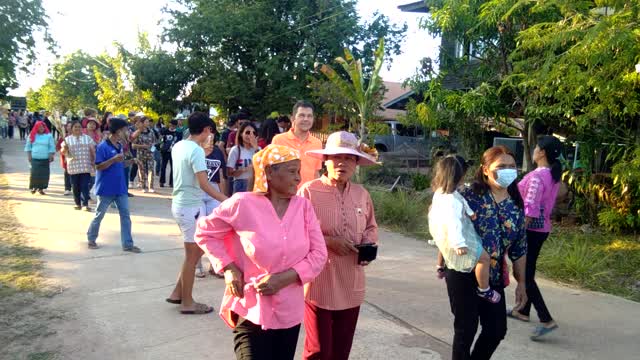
[298,131,380,360]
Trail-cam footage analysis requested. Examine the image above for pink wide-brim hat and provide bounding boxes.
[306,131,380,166]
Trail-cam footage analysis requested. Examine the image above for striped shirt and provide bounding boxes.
[298,176,378,311]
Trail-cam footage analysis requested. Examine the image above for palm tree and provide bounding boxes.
[319,38,385,143]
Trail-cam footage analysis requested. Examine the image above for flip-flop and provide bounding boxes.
[507,308,530,322]
[180,303,214,315]
[530,324,559,341]
[165,298,181,305]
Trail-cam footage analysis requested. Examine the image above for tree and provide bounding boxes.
[93,45,154,116]
[319,38,385,143]
[163,0,406,117]
[414,0,564,169]
[26,51,100,113]
[0,0,53,98]
[127,33,193,115]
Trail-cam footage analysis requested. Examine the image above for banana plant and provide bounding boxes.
[320,38,385,143]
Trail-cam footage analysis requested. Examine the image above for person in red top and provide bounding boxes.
[56,122,73,195]
[272,100,323,187]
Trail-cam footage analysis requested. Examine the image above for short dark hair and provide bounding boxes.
[276,115,290,124]
[236,122,256,148]
[292,100,314,118]
[109,118,129,134]
[236,111,251,121]
[431,155,466,194]
[169,119,178,126]
[188,112,215,135]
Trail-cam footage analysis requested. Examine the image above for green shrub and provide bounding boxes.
[368,189,430,237]
[411,173,431,191]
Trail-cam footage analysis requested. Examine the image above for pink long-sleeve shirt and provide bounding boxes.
[517,167,560,233]
[195,192,328,330]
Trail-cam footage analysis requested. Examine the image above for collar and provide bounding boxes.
[320,174,351,193]
[106,138,121,151]
[285,129,314,143]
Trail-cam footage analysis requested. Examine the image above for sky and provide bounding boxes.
[9,0,440,97]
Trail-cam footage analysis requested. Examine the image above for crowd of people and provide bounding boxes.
[0,99,566,360]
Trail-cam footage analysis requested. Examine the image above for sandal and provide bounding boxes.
[531,323,558,341]
[38,189,46,195]
[165,298,181,305]
[180,303,214,315]
[507,308,530,322]
[195,268,206,278]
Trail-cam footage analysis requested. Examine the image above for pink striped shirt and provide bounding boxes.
[518,167,560,233]
[195,192,327,329]
[298,176,378,310]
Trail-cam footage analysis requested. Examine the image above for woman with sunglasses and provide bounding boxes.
[226,122,259,194]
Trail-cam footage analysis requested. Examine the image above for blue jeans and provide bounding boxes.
[153,150,162,175]
[87,194,134,249]
[0,125,7,138]
[233,178,249,194]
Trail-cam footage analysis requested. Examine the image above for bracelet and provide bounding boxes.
[436,266,445,272]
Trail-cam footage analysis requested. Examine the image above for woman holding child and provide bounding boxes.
[430,146,528,360]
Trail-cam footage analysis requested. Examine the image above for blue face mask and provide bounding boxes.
[495,169,518,188]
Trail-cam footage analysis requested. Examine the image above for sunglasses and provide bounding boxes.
[244,131,256,135]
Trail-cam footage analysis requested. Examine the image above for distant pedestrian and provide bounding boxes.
[18,111,30,140]
[0,109,8,139]
[258,118,280,148]
[7,111,16,139]
[61,121,95,211]
[86,118,141,253]
[165,112,227,315]
[226,122,260,194]
[159,119,181,187]
[195,144,327,359]
[56,123,73,196]
[132,117,157,193]
[272,100,323,187]
[510,136,563,340]
[25,121,55,195]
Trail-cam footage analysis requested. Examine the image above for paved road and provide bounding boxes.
[2,138,639,360]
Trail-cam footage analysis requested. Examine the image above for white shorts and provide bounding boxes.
[171,204,201,243]
[201,183,222,217]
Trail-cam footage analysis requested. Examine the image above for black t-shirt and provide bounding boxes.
[160,128,181,153]
[220,128,232,145]
[205,147,226,183]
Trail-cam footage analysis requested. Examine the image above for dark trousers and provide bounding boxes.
[159,152,173,186]
[70,173,91,207]
[129,163,138,182]
[64,170,71,191]
[8,126,14,139]
[303,302,360,360]
[19,127,27,140]
[233,317,300,360]
[445,269,507,360]
[520,230,553,322]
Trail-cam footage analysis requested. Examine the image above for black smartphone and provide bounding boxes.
[355,243,378,263]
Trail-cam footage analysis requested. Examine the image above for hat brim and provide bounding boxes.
[306,147,380,166]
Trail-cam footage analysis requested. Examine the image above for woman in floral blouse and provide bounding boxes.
[446,145,528,360]
[61,121,96,211]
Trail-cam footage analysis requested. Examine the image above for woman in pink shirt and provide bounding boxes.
[299,131,380,360]
[511,135,563,340]
[195,144,327,360]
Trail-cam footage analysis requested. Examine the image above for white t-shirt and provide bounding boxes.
[227,145,258,180]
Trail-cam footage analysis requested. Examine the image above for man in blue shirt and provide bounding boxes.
[86,118,141,252]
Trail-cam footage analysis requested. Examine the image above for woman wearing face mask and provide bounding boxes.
[447,145,528,360]
[509,136,563,340]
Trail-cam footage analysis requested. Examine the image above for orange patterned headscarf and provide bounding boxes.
[252,144,300,193]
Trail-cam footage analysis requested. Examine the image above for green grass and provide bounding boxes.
[537,227,640,302]
[368,187,431,239]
